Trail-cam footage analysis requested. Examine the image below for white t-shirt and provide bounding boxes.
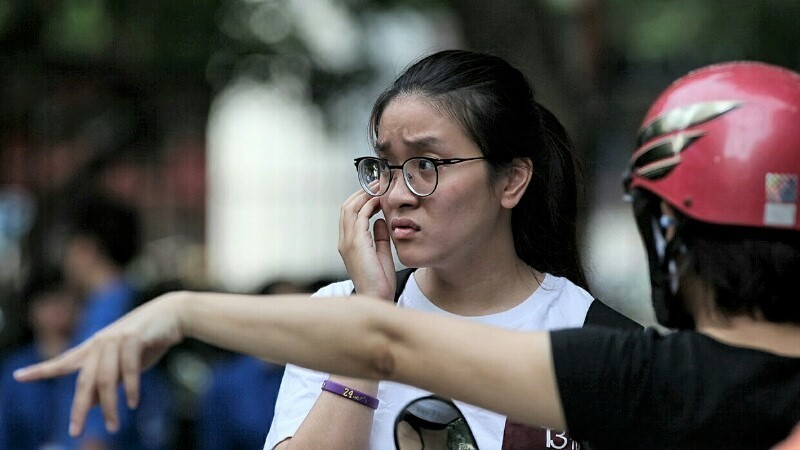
[263,272,594,450]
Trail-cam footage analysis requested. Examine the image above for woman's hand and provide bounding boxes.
[13,292,187,437]
[339,188,396,300]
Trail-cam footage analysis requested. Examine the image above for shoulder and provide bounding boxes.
[550,326,652,357]
[550,328,784,374]
[537,274,594,327]
[542,274,642,330]
[310,279,355,298]
[541,274,594,305]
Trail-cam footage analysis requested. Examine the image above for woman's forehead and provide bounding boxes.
[375,97,470,154]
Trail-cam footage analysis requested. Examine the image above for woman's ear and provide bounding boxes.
[499,158,533,209]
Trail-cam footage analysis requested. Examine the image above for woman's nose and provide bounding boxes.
[385,170,418,206]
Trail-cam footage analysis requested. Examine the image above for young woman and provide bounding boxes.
[263,49,635,450]
[21,60,800,449]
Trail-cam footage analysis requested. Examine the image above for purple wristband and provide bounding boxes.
[321,379,380,410]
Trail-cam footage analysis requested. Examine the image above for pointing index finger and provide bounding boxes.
[13,346,84,382]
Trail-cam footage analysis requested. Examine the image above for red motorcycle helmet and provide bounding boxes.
[624,62,800,327]
[626,61,800,230]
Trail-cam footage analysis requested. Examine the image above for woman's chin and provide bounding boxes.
[395,251,430,270]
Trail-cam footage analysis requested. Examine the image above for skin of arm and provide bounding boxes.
[272,192,394,450]
[14,291,567,438]
[274,374,379,450]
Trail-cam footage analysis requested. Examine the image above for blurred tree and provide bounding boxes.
[450,0,800,175]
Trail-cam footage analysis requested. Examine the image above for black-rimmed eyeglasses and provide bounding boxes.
[354,156,486,197]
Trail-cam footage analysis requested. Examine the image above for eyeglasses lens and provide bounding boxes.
[405,158,437,196]
[358,158,386,196]
[357,157,440,197]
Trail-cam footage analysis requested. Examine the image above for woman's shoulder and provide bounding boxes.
[310,278,356,298]
[539,273,594,309]
[524,274,593,328]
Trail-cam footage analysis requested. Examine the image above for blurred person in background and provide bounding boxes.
[0,269,79,449]
[13,60,800,450]
[195,279,307,450]
[54,193,174,449]
[61,194,142,344]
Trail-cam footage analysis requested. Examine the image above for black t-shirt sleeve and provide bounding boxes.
[550,327,660,442]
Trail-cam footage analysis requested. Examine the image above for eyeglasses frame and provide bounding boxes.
[353,156,487,197]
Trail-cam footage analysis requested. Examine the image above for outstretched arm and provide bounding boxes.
[14,291,567,437]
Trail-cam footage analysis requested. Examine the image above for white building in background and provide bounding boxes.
[206,81,354,292]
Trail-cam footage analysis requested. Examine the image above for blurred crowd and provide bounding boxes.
[0,72,340,449]
[0,193,337,449]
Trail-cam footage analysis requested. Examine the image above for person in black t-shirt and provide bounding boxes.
[547,61,800,449]
[14,61,800,449]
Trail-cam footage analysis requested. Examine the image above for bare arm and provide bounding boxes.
[273,189,396,449]
[273,373,379,450]
[14,291,567,437]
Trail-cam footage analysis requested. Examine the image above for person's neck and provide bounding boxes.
[697,314,800,358]
[682,275,800,357]
[416,251,541,316]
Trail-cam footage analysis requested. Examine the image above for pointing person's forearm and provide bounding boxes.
[176,291,564,431]
[176,292,395,380]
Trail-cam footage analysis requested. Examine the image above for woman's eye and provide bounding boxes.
[418,160,435,171]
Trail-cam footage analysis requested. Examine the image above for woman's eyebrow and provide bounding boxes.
[374,136,443,154]
[405,136,443,150]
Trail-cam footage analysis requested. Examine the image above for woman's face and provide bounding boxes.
[376,95,509,269]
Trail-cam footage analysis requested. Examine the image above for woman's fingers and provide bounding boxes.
[339,189,365,240]
[340,188,371,222]
[339,189,381,252]
[339,189,373,250]
[356,197,382,238]
[13,337,115,437]
[13,298,182,439]
[96,340,121,433]
[339,188,394,298]
[120,336,142,410]
[13,345,84,382]
[373,218,396,285]
[69,346,102,436]
[15,330,143,435]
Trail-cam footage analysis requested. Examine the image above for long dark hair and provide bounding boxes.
[369,50,588,290]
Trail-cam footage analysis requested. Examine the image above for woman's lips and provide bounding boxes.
[391,218,420,239]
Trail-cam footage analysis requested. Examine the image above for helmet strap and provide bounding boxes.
[632,191,695,329]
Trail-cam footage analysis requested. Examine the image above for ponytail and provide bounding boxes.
[515,103,587,290]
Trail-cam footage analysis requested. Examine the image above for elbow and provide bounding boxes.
[362,316,399,379]
[352,297,402,380]
[370,340,397,379]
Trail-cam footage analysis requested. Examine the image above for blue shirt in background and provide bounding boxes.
[197,356,285,450]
